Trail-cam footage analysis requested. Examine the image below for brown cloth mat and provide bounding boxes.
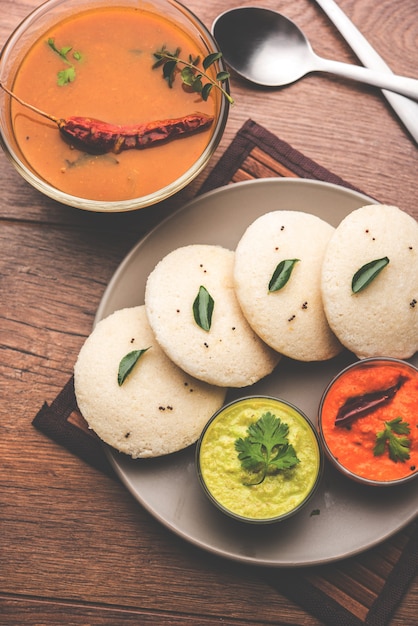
[33,119,417,626]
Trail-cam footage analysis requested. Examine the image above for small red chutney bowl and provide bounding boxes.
[318,357,418,487]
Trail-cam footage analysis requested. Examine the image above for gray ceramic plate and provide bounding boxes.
[96,178,418,567]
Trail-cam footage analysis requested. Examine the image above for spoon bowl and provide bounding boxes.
[212,7,418,99]
[213,7,312,87]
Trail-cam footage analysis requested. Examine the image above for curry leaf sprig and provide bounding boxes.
[47,38,83,86]
[373,417,411,463]
[118,348,150,386]
[269,259,300,292]
[352,256,389,294]
[193,285,214,331]
[153,46,234,104]
[235,412,300,486]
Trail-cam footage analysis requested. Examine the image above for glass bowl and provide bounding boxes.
[318,357,418,487]
[0,0,229,211]
[196,396,323,524]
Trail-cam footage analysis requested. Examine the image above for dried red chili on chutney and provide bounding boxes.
[318,358,418,484]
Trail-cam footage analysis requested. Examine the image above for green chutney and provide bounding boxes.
[197,396,322,522]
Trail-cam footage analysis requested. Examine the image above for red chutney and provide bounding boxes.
[319,359,418,483]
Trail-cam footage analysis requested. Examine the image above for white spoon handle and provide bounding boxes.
[314,0,418,143]
[313,54,418,101]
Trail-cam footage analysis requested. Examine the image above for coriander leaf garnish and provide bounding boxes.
[373,417,411,463]
[152,46,234,104]
[47,37,83,86]
[47,39,72,62]
[268,259,300,292]
[192,285,214,331]
[351,257,389,294]
[235,412,300,485]
[118,348,150,386]
[57,67,76,86]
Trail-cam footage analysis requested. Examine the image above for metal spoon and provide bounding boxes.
[212,7,418,100]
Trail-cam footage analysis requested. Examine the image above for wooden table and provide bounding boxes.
[1,0,417,623]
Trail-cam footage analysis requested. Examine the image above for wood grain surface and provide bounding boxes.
[1,0,417,624]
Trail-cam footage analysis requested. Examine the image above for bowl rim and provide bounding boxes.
[196,394,324,524]
[318,356,418,487]
[0,0,230,211]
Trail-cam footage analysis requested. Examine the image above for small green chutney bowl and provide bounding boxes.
[196,396,323,524]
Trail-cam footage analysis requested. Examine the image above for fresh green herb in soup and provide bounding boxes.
[153,46,233,104]
[47,37,83,85]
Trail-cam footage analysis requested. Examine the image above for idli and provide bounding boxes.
[321,204,418,359]
[74,306,226,458]
[233,211,343,361]
[145,244,280,387]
